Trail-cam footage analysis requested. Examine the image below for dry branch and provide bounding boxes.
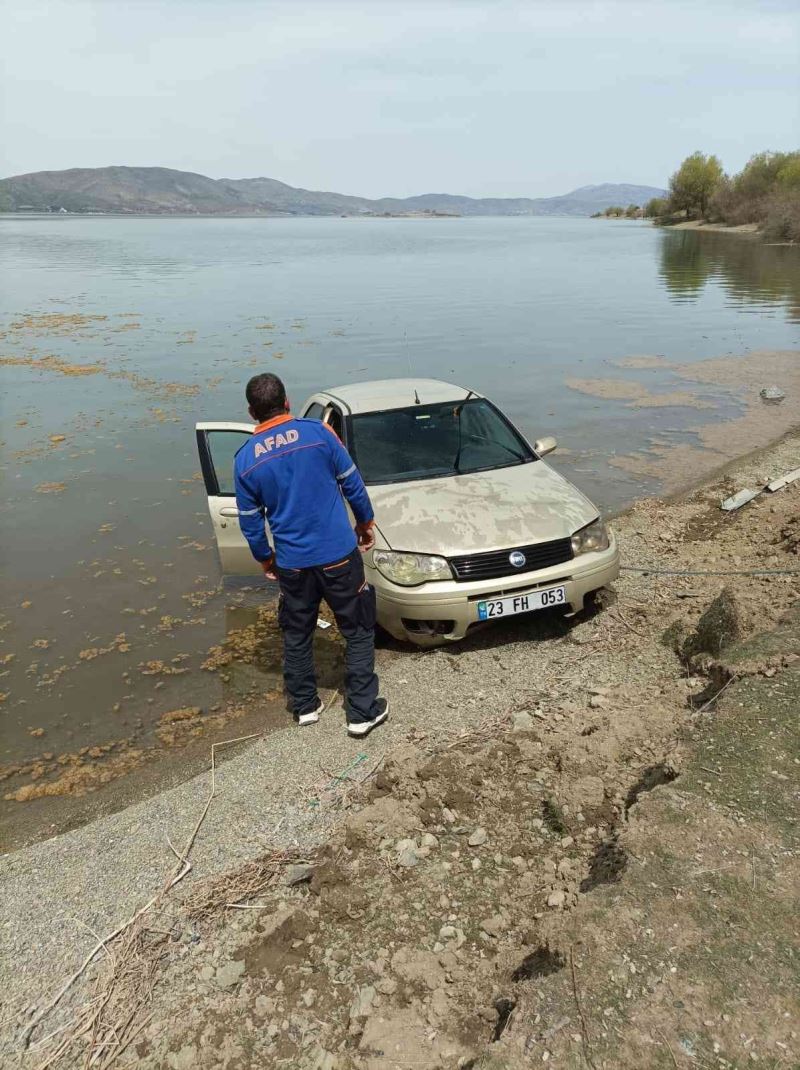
[23,732,261,1067]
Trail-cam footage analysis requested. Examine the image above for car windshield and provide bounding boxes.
[350,398,534,484]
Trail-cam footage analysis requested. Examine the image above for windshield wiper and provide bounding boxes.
[452,391,476,473]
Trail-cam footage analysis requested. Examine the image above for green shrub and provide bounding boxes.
[645,196,668,218]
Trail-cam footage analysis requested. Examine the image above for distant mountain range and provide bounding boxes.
[0,166,665,217]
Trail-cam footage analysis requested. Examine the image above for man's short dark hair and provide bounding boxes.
[246,373,287,422]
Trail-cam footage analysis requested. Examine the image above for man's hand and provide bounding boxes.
[261,555,278,581]
[355,520,375,553]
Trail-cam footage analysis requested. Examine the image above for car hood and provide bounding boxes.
[370,461,598,557]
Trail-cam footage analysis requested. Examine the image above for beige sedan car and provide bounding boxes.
[196,378,619,646]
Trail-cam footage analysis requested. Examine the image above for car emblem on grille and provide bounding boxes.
[509,550,526,568]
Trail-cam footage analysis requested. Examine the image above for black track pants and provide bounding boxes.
[276,548,380,724]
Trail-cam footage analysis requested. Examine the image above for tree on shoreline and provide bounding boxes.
[648,149,800,241]
[645,196,667,218]
[668,152,723,219]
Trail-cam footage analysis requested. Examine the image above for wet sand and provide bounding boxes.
[598,349,800,490]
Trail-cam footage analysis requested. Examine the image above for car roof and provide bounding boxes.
[320,378,479,415]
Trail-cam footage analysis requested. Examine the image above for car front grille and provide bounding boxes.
[448,538,574,583]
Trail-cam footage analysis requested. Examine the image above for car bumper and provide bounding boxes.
[368,534,620,646]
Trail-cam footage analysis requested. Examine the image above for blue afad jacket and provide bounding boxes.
[233,414,374,570]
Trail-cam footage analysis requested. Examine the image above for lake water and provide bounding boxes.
[1,215,798,843]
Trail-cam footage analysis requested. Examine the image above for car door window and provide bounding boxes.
[324,405,344,440]
[304,402,325,420]
[198,429,252,496]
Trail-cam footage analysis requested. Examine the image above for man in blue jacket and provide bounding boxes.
[234,373,387,737]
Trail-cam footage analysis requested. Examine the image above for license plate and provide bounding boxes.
[477,585,567,621]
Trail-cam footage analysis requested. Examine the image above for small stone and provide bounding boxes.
[559,836,574,848]
[397,844,420,868]
[480,914,506,937]
[589,694,609,709]
[547,890,566,909]
[215,959,245,988]
[439,924,458,941]
[442,807,456,823]
[254,995,275,1017]
[199,965,214,982]
[513,711,534,732]
[376,977,397,995]
[420,832,439,848]
[284,864,315,886]
[572,776,605,810]
[311,1049,339,1070]
[168,1044,198,1070]
[302,989,316,1007]
[468,827,488,847]
[350,985,377,1021]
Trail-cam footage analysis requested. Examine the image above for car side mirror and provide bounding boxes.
[533,435,557,457]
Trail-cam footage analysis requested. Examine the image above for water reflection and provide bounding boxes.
[659,230,800,322]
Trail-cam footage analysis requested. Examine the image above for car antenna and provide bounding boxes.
[414,388,421,405]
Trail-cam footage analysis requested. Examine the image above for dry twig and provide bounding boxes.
[183,846,315,920]
[24,732,261,1067]
[656,1026,681,1069]
[695,674,738,714]
[569,945,598,1070]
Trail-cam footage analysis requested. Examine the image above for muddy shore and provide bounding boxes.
[2,426,799,1067]
[666,220,761,237]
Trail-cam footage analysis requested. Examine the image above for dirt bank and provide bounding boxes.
[666,220,761,237]
[2,430,799,1067]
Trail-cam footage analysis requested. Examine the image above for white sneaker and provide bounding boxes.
[347,698,389,738]
[297,698,324,727]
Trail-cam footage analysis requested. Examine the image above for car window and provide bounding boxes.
[349,399,533,484]
[206,430,252,495]
[325,406,344,440]
[304,402,325,420]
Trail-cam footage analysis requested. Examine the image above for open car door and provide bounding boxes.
[196,421,264,575]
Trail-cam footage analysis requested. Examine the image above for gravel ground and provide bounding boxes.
[2,427,799,1061]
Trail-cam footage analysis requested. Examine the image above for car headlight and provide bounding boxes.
[372,550,452,586]
[571,519,610,555]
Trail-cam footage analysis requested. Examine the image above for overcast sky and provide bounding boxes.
[2,0,798,198]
